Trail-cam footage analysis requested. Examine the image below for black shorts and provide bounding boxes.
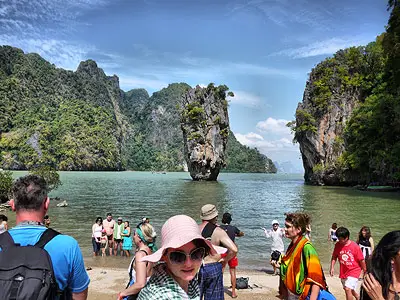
[114,238,122,243]
[270,250,281,261]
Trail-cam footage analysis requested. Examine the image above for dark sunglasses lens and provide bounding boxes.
[169,251,187,264]
[190,248,205,261]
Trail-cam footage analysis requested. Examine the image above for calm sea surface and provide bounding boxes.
[8,171,400,270]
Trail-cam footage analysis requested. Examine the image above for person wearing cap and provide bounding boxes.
[103,212,115,256]
[136,215,226,300]
[220,212,244,298]
[114,217,125,256]
[199,204,238,300]
[262,219,285,275]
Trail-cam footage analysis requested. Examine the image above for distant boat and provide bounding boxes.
[366,185,400,192]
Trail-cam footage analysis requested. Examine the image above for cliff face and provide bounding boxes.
[294,41,387,185]
[180,84,230,181]
[0,46,125,170]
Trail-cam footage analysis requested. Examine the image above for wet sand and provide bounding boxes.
[85,260,352,300]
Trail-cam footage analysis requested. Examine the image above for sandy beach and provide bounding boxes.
[86,265,353,300]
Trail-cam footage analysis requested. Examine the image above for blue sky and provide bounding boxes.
[0,0,390,170]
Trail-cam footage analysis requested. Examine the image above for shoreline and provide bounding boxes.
[85,261,351,300]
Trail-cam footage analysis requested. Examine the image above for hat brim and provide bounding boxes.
[140,237,226,263]
[200,211,218,221]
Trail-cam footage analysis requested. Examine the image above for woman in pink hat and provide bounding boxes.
[136,215,226,300]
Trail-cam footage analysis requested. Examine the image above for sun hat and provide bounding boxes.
[200,204,218,221]
[272,220,279,225]
[140,215,226,263]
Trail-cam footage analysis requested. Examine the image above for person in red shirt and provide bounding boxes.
[330,227,367,300]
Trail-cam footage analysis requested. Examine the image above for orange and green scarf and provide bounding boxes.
[280,236,326,299]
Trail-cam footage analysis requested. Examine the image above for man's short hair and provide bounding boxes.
[221,212,232,224]
[336,227,350,239]
[12,175,48,211]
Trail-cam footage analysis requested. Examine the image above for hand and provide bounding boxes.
[329,269,334,277]
[362,273,385,300]
[117,292,124,300]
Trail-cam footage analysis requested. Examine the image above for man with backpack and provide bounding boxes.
[0,175,90,300]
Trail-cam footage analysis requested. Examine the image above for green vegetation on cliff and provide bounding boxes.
[291,1,400,184]
[0,46,276,173]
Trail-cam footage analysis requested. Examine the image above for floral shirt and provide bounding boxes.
[137,263,200,300]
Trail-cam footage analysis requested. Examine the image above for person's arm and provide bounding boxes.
[328,230,331,241]
[360,259,367,273]
[329,254,336,276]
[235,226,244,237]
[119,252,148,297]
[308,284,321,300]
[72,289,88,300]
[262,227,271,238]
[370,237,375,252]
[92,224,96,236]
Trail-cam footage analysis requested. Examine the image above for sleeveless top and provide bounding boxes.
[329,229,337,241]
[201,222,217,240]
[127,249,149,286]
[92,224,102,239]
[358,236,372,259]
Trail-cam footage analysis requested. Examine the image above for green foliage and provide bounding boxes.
[224,131,277,173]
[290,109,317,142]
[0,170,13,203]
[29,166,61,192]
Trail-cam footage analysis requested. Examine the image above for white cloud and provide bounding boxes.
[234,132,297,153]
[228,90,263,108]
[256,117,291,136]
[273,37,371,59]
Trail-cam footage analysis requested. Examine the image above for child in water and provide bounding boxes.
[100,229,108,257]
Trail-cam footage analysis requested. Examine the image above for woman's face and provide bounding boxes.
[133,231,140,246]
[393,250,400,271]
[164,241,203,283]
[124,221,129,228]
[362,229,367,237]
[284,221,301,240]
[96,219,102,225]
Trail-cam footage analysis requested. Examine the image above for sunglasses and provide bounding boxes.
[168,247,205,264]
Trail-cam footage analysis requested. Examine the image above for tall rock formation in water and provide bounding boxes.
[180,84,230,181]
[292,37,390,185]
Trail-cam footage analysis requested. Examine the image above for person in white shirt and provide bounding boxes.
[262,220,285,275]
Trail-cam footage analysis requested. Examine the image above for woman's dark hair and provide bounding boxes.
[125,221,130,227]
[359,226,371,240]
[284,212,310,234]
[332,223,337,230]
[193,239,211,257]
[95,217,102,223]
[0,214,8,222]
[336,227,350,239]
[221,212,232,225]
[365,230,400,299]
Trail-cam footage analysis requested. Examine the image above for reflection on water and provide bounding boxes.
[8,171,400,270]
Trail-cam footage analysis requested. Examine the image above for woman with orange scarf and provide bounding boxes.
[279,213,327,300]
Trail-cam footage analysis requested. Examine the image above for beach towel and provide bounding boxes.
[199,262,224,300]
[280,237,326,299]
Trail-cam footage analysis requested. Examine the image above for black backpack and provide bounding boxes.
[0,228,60,300]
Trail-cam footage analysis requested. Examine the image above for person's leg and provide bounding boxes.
[92,238,97,257]
[108,236,114,256]
[344,288,353,300]
[230,267,237,298]
[118,241,123,255]
[351,289,360,300]
[113,239,118,256]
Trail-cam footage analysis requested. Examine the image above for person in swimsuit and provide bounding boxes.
[103,213,115,256]
[328,223,338,242]
[122,221,133,257]
[357,226,374,260]
[118,222,157,300]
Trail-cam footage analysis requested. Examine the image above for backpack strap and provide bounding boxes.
[35,228,61,249]
[0,231,16,249]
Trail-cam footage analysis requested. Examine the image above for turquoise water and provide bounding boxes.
[7,171,400,270]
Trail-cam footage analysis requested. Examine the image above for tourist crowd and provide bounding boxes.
[0,174,399,300]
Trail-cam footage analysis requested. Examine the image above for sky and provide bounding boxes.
[0,0,390,171]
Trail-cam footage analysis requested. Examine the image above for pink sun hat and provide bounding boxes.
[140,215,226,263]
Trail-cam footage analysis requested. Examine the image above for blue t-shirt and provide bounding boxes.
[2,225,90,293]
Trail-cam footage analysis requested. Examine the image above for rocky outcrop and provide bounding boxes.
[180,84,230,181]
[294,48,369,185]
